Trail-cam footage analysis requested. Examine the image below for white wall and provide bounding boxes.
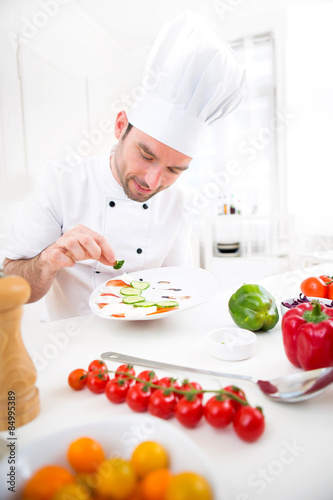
[285,3,333,236]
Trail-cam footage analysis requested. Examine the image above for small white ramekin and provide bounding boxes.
[206,327,257,361]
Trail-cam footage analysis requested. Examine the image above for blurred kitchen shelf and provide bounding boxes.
[201,215,296,290]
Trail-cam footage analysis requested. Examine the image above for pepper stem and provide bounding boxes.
[302,300,329,324]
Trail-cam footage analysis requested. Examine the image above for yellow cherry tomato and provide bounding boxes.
[131,441,169,478]
[166,472,213,500]
[95,458,137,499]
[53,483,92,500]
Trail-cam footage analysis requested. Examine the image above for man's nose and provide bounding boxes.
[144,166,164,190]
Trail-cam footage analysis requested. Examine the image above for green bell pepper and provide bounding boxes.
[228,284,279,331]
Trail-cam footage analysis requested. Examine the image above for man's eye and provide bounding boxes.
[168,168,181,175]
[140,151,153,161]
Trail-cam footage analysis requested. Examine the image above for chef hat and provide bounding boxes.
[128,11,246,158]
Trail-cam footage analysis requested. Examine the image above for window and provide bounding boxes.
[188,33,277,218]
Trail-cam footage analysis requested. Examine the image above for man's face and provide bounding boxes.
[111,119,192,203]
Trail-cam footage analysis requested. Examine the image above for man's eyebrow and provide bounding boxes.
[137,142,158,159]
[137,142,189,171]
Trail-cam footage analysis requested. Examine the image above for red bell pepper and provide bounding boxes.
[281,301,333,370]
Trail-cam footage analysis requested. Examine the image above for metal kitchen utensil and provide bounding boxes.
[101,351,333,403]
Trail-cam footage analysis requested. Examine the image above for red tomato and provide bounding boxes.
[223,385,247,410]
[328,284,333,301]
[115,364,136,384]
[88,359,108,373]
[126,383,151,412]
[86,371,110,394]
[178,380,203,401]
[136,370,159,386]
[147,307,178,315]
[175,396,203,428]
[106,279,131,287]
[319,275,333,285]
[233,406,265,442]
[105,378,130,404]
[204,396,236,428]
[68,369,88,391]
[300,277,328,298]
[148,389,177,420]
[158,377,181,391]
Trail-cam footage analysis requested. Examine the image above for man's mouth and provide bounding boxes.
[133,179,153,194]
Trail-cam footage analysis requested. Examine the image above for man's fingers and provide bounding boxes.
[47,227,117,269]
[73,225,116,265]
[61,236,88,261]
[47,248,75,268]
[76,234,102,261]
[95,238,117,266]
[75,234,116,265]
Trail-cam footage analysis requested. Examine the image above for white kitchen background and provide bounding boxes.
[1,0,333,294]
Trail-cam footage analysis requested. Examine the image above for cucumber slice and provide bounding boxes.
[133,301,157,308]
[130,280,150,290]
[120,287,142,296]
[156,300,179,308]
[122,296,146,305]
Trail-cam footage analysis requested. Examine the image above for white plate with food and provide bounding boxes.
[0,414,218,499]
[89,266,219,321]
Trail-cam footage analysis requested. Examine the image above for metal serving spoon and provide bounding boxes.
[101,351,333,403]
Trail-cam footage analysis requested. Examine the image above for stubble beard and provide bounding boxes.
[113,146,166,203]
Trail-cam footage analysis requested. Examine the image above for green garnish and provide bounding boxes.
[113,260,125,270]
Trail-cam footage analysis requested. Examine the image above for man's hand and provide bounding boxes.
[40,224,117,271]
[3,225,117,303]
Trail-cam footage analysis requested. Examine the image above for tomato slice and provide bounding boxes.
[98,303,107,309]
[147,307,178,316]
[111,314,125,318]
[106,280,131,287]
[100,293,119,297]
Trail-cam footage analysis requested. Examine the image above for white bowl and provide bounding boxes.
[0,415,217,500]
[206,327,256,361]
[280,296,333,316]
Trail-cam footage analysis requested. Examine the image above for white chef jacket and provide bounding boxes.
[1,152,194,321]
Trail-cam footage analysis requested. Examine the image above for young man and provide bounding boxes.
[2,111,194,320]
[1,12,246,320]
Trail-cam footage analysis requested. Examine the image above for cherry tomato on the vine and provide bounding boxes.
[204,395,236,428]
[86,371,109,394]
[178,380,203,401]
[126,383,151,412]
[321,276,333,300]
[148,389,177,420]
[115,364,136,384]
[88,359,108,373]
[68,368,88,391]
[175,396,203,428]
[233,406,265,442]
[105,377,130,404]
[223,385,247,410]
[158,377,181,390]
[300,276,328,298]
[319,275,333,285]
[136,370,159,386]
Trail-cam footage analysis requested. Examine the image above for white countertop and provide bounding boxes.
[1,263,333,500]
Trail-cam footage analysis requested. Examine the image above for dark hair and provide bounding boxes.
[122,122,133,141]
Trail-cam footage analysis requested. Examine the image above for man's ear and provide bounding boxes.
[114,110,129,140]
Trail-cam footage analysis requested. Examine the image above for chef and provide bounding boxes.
[1,11,245,321]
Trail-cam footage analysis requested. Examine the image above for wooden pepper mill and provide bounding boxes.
[0,269,40,430]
